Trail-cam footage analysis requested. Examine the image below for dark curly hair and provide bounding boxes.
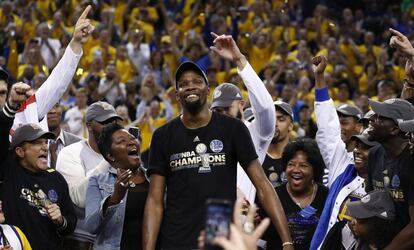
[281,138,326,183]
[97,122,124,163]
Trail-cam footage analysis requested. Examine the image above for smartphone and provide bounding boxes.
[128,127,141,140]
[204,199,233,250]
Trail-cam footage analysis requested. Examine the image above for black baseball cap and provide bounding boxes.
[398,119,414,133]
[86,101,122,123]
[369,98,414,123]
[358,110,375,123]
[274,100,294,120]
[336,104,363,120]
[175,61,208,89]
[10,123,55,149]
[351,129,379,147]
[0,67,9,82]
[211,83,243,109]
[347,190,396,221]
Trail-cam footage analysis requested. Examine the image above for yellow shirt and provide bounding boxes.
[333,99,355,107]
[116,59,134,83]
[249,46,272,72]
[340,43,358,66]
[357,45,382,61]
[272,26,295,43]
[139,116,167,152]
[17,64,49,79]
[36,0,56,20]
[87,45,116,67]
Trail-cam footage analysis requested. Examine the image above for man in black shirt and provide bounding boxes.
[366,98,414,249]
[263,101,294,188]
[143,55,292,249]
[0,83,76,250]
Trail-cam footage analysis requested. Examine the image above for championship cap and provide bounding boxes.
[358,110,375,123]
[336,104,363,120]
[274,100,294,120]
[350,129,380,148]
[86,101,122,123]
[398,119,414,133]
[10,123,55,149]
[347,190,396,221]
[211,83,243,109]
[369,98,414,123]
[175,61,208,89]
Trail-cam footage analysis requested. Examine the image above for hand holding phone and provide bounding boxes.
[204,199,233,249]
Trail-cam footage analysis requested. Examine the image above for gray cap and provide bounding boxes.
[0,67,9,82]
[351,129,379,147]
[175,61,208,89]
[336,104,363,120]
[10,123,55,149]
[358,110,375,123]
[274,100,294,120]
[347,190,396,221]
[86,101,122,123]
[211,83,243,109]
[398,119,414,133]
[369,98,414,123]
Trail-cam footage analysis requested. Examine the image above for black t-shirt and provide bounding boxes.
[148,112,258,249]
[262,155,285,188]
[366,144,414,227]
[0,111,76,250]
[120,181,149,250]
[261,184,328,250]
[0,162,76,250]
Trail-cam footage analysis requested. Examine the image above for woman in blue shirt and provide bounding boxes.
[85,123,148,250]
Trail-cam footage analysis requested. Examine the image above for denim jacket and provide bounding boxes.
[85,167,127,250]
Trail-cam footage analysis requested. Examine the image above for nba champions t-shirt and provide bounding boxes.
[148,112,258,249]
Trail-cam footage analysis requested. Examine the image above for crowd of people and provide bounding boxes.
[0,0,413,250]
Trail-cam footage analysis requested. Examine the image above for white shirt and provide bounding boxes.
[56,140,109,208]
[314,98,366,249]
[38,37,62,69]
[98,78,126,106]
[126,42,150,75]
[236,62,276,203]
[11,46,82,136]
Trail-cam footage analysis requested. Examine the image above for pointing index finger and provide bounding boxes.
[389,28,405,39]
[79,5,91,21]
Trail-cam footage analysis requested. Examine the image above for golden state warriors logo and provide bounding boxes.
[210,140,223,153]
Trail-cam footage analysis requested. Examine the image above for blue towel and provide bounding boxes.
[310,164,357,250]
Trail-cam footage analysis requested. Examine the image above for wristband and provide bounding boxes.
[282,242,293,247]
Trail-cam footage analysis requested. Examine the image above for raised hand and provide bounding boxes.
[312,55,328,75]
[389,28,414,83]
[7,82,32,110]
[210,32,247,69]
[389,28,414,57]
[213,199,270,250]
[73,5,94,44]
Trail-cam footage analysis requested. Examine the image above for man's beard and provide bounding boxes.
[183,98,205,115]
[271,134,284,144]
[237,110,242,120]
